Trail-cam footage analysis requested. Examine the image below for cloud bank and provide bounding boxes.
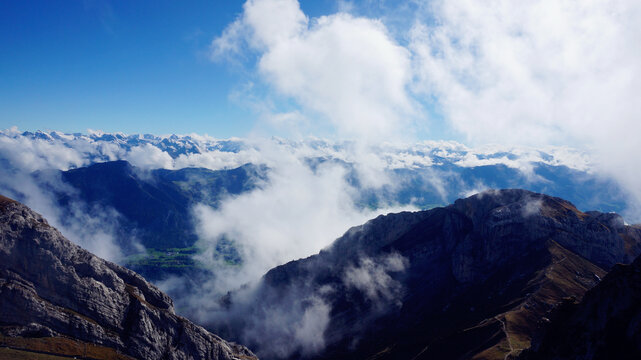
[212,0,641,220]
[410,0,641,215]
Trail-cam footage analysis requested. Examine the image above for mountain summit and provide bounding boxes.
[0,195,257,360]
[211,189,641,360]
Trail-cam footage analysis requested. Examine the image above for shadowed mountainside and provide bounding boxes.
[34,160,264,280]
[43,160,265,250]
[520,247,641,359]
[0,195,257,360]
[210,189,641,360]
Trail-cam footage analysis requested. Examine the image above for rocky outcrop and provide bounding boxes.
[521,253,641,360]
[211,189,641,360]
[0,195,257,360]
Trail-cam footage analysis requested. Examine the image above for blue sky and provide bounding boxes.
[0,1,256,136]
[2,0,641,218]
[1,0,639,152]
[0,0,410,137]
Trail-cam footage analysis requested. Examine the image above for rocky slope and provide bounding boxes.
[521,249,641,359]
[210,189,641,360]
[0,195,257,360]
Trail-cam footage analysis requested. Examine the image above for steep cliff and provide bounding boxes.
[521,251,641,359]
[0,195,257,360]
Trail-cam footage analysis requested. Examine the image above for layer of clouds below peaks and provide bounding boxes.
[0,128,636,357]
[211,0,641,218]
[189,139,414,294]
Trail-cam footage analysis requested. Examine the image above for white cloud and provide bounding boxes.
[411,0,641,145]
[192,139,413,292]
[293,297,331,355]
[343,252,408,308]
[211,0,641,219]
[409,0,641,217]
[0,135,88,172]
[212,0,416,142]
[173,149,260,170]
[243,0,308,49]
[124,144,174,169]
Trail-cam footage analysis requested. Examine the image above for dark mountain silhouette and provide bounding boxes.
[210,189,641,360]
[520,247,641,359]
[47,160,265,250]
[0,195,257,360]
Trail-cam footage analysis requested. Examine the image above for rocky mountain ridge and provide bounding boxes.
[0,195,257,360]
[521,247,641,359]
[210,189,641,360]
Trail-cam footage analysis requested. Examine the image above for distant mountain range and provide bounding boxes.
[2,130,626,213]
[207,189,641,360]
[27,158,627,280]
[16,129,246,158]
[1,130,629,216]
[0,130,633,280]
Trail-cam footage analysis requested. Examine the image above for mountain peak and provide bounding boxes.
[452,188,585,219]
[213,190,641,360]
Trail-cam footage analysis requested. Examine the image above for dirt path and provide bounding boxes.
[495,315,514,360]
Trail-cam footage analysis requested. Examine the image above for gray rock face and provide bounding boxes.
[448,189,641,278]
[0,195,257,360]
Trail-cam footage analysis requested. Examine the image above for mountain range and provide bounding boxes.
[1,130,633,284]
[206,189,641,360]
[2,190,641,359]
[24,158,630,280]
[3,129,629,215]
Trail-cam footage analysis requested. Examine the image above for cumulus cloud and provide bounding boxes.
[411,0,641,144]
[211,0,641,219]
[409,0,641,218]
[124,144,174,169]
[211,0,416,142]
